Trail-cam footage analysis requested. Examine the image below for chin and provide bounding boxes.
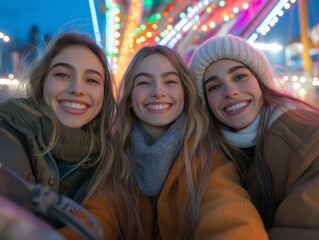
[60,121,84,129]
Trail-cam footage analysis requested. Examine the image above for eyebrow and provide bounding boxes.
[203,65,247,87]
[134,71,179,80]
[50,62,103,78]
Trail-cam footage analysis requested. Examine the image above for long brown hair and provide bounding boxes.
[206,66,319,228]
[108,45,213,239]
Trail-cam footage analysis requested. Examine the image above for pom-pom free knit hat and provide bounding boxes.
[190,34,275,97]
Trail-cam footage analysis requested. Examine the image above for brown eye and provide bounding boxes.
[54,72,69,79]
[166,80,177,84]
[87,79,100,84]
[235,74,247,81]
[206,83,221,93]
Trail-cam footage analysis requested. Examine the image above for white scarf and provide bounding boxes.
[221,106,295,148]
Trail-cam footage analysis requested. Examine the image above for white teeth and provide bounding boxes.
[147,104,170,110]
[225,102,249,112]
[62,102,87,110]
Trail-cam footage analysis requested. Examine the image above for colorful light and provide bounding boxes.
[100,0,300,86]
[248,0,296,42]
[88,0,102,46]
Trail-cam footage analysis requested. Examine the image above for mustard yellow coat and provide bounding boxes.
[60,152,268,239]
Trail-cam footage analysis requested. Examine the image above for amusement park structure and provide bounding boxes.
[88,0,301,81]
[1,0,317,101]
[86,0,318,100]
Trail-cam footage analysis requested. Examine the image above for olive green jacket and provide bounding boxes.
[0,98,95,203]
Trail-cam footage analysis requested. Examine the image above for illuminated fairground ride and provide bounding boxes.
[88,0,312,94]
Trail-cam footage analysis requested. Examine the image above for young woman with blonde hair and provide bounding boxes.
[0,32,116,203]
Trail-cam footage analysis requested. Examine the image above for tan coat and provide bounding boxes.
[261,111,319,239]
[61,150,268,239]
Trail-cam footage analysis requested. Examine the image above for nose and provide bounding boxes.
[151,83,165,98]
[68,78,85,95]
[224,83,239,98]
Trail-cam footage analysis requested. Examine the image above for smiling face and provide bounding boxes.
[204,59,263,131]
[131,53,184,139]
[43,45,105,128]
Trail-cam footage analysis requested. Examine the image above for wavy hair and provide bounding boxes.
[108,45,213,239]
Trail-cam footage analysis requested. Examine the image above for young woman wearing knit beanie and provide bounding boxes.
[190,34,319,239]
[60,45,268,240]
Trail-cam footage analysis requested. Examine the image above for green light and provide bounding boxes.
[148,14,157,23]
[144,0,153,10]
[209,22,216,28]
[180,12,186,19]
[140,24,146,30]
[219,1,225,7]
[114,7,120,14]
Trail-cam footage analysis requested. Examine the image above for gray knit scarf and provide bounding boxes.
[130,113,186,196]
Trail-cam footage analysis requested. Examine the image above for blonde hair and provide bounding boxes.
[18,32,117,200]
[108,45,213,239]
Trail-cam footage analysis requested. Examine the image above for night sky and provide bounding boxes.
[1,1,318,44]
[0,0,318,70]
[0,0,92,43]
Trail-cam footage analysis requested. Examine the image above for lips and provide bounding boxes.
[224,100,251,112]
[145,103,171,110]
[61,102,88,110]
[60,101,88,110]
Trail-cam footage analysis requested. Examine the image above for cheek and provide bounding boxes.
[95,89,105,110]
[170,87,184,105]
[131,96,142,119]
[255,93,263,111]
[252,83,263,106]
[206,94,219,113]
[96,87,105,101]
[43,79,54,104]
[131,89,142,109]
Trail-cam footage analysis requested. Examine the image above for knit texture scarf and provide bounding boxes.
[0,98,100,162]
[130,114,185,196]
[221,106,294,148]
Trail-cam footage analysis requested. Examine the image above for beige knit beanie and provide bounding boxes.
[190,34,275,97]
